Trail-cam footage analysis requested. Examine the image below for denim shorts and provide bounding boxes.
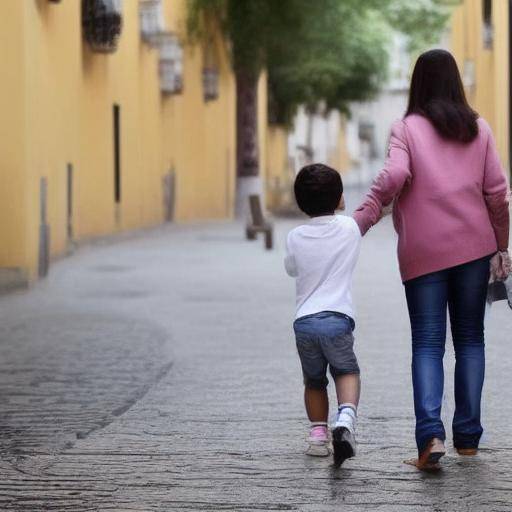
[293,311,360,389]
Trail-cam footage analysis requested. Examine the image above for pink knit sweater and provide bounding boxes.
[353,114,510,282]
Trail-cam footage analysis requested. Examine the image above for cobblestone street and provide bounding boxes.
[1,193,512,511]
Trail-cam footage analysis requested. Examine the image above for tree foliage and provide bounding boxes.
[188,0,311,78]
[267,3,390,125]
[187,0,452,127]
[384,0,452,54]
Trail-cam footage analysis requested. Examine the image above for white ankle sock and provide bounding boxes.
[335,403,357,432]
[310,421,328,428]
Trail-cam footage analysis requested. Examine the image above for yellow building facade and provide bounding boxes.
[0,0,269,287]
[450,0,510,175]
[265,126,291,211]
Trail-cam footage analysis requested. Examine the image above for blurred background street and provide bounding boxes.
[1,190,511,511]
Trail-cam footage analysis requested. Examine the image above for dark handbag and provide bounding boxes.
[487,277,512,309]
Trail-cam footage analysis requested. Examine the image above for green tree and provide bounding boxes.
[267,5,390,126]
[188,0,315,213]
[385,0,453,54]
[267,0,451,128]
[188,0,451,214]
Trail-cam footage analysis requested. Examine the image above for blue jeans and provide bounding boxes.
[404,255,491,453]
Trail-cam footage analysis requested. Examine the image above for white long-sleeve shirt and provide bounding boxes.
[285,215,362,320]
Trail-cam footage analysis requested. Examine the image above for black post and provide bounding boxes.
[113,104,121,204]
[66,163,73,243]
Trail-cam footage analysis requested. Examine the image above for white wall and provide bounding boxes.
[287,34,412,186]
[344,33,410,186]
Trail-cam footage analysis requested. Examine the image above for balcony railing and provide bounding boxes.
[82,0,123,54]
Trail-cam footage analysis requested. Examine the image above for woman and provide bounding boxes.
[354,49,511,469]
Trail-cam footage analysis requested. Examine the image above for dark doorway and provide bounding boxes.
[113,104,121,203]
[38,177,50,278]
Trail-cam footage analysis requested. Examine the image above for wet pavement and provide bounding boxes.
[1,192,512,511]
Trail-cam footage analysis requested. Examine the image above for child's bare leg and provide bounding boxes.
[332,375,360,466]
[304,386,330,457]
[333,373,360,435]
[335,374,360,408]
[304,387,329,422]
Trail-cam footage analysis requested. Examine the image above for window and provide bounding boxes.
[203,40,219,102]
[483,0,493,49]
[113,104,121,204]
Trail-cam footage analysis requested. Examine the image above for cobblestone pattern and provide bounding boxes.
[1,191,512,511]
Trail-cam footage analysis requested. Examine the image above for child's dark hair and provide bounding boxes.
[294,163,343,217]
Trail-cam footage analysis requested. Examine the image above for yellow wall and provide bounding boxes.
[264,116,351,212]
[0,1,27,274]
[327,117,351,174]
[450,0,510,171]
[337,117,351,174]
[0,0,248,283]
[265,126,291,211]
[163,0,236,221]
[257,70,268,199]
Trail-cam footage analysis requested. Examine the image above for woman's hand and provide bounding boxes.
[490,250,511,281]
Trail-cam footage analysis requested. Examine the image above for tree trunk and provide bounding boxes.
[304,107,315,164]
[235,71,262,218]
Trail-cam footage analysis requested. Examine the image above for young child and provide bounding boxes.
[284,163,361,467]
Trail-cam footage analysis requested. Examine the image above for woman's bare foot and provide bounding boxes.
[456,447,478,456]
[404,438,445,470]
[404,458,442,470]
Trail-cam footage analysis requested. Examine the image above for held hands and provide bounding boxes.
[380,200,394,219]
[490,250,512,281]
